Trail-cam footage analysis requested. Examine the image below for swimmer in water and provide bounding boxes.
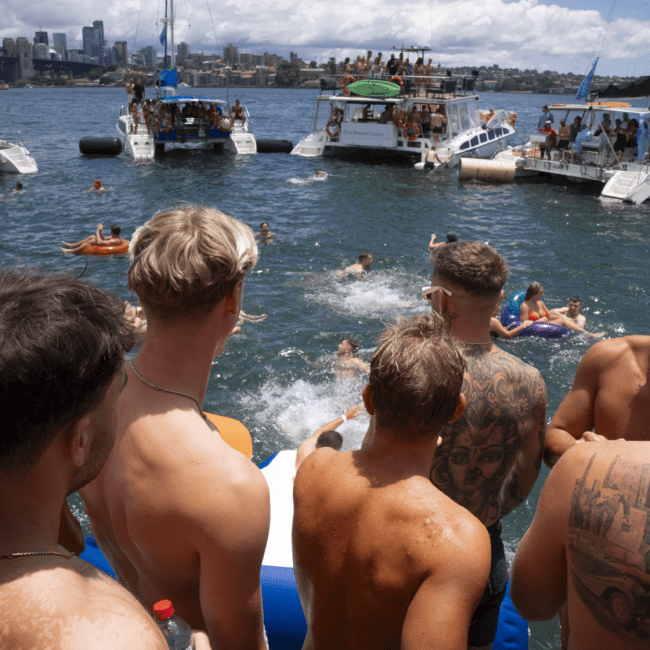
[88,180,107,193]
[334,337,370,379]
[312,171,328,180]
[61,223,122,254]
[256,222,275,241]
[336,253,373,279]
[10,182,23,195]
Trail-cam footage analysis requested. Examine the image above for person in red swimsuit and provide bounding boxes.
[520,283,594,334]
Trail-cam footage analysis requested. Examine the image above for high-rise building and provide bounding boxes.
[52,33,67,57]
[177,41,190,61]
[139,45,156,66]
[3,38,17,56]
[114,41,128,67]
[93,21,105,47]
[223,43,238,66]
[34,31,48,45]
[82,26,99,55]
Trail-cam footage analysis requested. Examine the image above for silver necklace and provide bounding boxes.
[1,550,74,560]
[129,360,207,420]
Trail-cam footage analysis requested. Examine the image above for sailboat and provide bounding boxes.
[116,0,256,161]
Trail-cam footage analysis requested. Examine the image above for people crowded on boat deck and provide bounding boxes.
[594,113,612,136]
[540,120,557,159]
[334,337,370,379]
[512,438,650,650]
[421,241,547,650]
[395,52,408,76]
[519,282,595,334]
[87,179,107,193]
[372,53,384,77]
[79,205,269,650]
[337,252,373,278]
[386,53,397,76]
[294,404,364,470]
[155,109,172,134]
[256,221,275,241]
[293,313,491,650]
[231,99,246,125]
[537,104,554,131]
[61,223,122,255]
[545,335,650,469]
[133,77,145,105]
[0,268,208,650]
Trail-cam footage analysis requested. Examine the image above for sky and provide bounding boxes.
[4,0,650,76]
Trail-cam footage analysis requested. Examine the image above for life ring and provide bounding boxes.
[78,239,130,256]
[389,76,404,91]
[508,112,517,127]
[217,117,232,132]
[204,412,253,459]
[403,121,421,141]
[341,76,356,95]
[500,290,572,339]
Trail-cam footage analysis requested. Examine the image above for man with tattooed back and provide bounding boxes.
[426,241,547,650]
[511,441,650,650]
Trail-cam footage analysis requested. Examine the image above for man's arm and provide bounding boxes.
[401,519,490,649]
[193,460,270,650]
[500,368,547,517]
[544,344,605,467]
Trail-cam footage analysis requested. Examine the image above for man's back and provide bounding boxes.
[81,365,269,643]
[0,554,166,649]
[430,344,546,527]
[293,448,490,650]
[512,440,650,650]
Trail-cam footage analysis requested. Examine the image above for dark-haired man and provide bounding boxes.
[0,269,181,649]
[80,206,269,650]
[426,241,547,650]
[61,223,122,254]
[334,336,370,378]
[337,252,373,279]
[294,313,491,649]
[551,295,586,328]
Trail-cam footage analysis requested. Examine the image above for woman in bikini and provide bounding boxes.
[520,282,590,333]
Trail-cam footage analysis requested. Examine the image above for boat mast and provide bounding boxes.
[170,0,175,69]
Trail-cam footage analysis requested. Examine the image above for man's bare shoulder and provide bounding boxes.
[0,558,165,649]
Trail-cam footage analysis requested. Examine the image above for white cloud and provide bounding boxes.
[4,0,650,74]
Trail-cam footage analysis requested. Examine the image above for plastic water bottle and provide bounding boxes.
[153,600,196,650]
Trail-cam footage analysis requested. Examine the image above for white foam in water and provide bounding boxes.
[238,373,369,450]
[286,173,329,186]
[308,270,429,320]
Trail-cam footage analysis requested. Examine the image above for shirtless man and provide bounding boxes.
[556,118,571,158]
[61,223,122,254]
[425,241,547,650]
[294,313,491,650]
[335,337,370,378]
[80,206,269,650]
[551,295,586,328]
[430,106,447,146]
[126,77,134,103]
[545,336,650,467]
[337,252,373,278]
[88,179,107,192]
[0,269,202,650]
[231,99,246,126]
[511,440,650,650]
[379,104,395,124]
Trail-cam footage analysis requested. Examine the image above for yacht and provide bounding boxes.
[291,74,516,168]
[0,133,38,174]
[488,102,650,203]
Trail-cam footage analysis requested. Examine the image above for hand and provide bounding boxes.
[523,320,533,327]
[428,234,437,249]
[192,630,211,650]
[575,431,609,444]
[97,224,103,231]
[344,403,365,420]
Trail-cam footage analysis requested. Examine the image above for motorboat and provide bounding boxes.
[487,102,650,203]
[0,133,38,174]
[291,74,516,169]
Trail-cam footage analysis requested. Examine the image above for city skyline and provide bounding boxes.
[3,0,650,76]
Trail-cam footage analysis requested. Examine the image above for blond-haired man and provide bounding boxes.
[81,206,270,650]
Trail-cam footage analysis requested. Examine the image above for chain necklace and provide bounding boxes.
[1,550,74,560]
[129,360,207,420]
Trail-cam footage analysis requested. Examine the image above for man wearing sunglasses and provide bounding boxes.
[425,241,547,650]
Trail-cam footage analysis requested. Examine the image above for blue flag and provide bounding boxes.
[159,23,167,46]
[160,69,177,87]
[576,58,599,100]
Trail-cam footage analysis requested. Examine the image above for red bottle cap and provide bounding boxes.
[153,600,175,620]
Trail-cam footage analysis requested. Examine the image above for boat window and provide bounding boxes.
[460,140,470,150]
[494,127,502,136]
[448,105,461,138]
[470,136,479,147]
[479,133,487,143]
[457,102,472,133]
[488,130,496,140]
[468,102,481,129]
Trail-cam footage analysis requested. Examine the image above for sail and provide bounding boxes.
[576,58,599,101]
[589,76,650,101]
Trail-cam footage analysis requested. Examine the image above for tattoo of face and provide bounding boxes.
[430,346,544,523]
[567,452,650,640]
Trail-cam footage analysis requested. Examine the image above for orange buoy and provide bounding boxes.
[204,413,253,459]
[79,239,130,256]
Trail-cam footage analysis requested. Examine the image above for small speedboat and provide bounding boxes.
[0,134,38,174]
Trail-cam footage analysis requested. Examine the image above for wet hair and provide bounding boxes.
[569,295,581,304]
[359,253,372,263]
[15,182,22,190]
[525,282,544,301]
[128,205,257,320]
[370,313,465,433]
[0,269,133,471]
[343,337,359,354]
[446,232,458,243]
[432,241,509,298]
[316,430,343,451]
[260,222,269,229]
[110,224,121,236]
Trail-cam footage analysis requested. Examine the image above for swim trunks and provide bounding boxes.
[468,520,509,647]
[432,126,443,134]
[557,140,569,150]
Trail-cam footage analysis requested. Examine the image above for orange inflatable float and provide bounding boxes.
[204,412,253,459]
[79,239,130,256]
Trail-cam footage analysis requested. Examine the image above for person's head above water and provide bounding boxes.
[110,224,121,236]
[446,232,458,243]
[128,204,257,321]
[359,253,372,267]
[338,337,359,356]
[368,312,466,434]
[260,222,270,232]
[94,180,102,187]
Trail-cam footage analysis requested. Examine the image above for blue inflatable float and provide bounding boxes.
[501,289,571,339]
[81,449,528,650]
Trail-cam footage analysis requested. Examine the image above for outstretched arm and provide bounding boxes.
[490,317,533,339]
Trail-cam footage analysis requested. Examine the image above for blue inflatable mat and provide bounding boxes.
[501,289,571,339]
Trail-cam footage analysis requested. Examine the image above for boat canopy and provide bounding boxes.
[589,76,650,101]
[160,96,229,106]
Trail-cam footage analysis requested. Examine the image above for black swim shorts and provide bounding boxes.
[557,140,569,150]
[432,126,443,134]
[467,520,509,648]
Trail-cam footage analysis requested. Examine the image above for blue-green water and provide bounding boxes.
[3,87,650,648]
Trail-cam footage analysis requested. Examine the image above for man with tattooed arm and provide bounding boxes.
[425,241,547,650]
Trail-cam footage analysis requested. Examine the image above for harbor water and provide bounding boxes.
[3,86,650,649]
